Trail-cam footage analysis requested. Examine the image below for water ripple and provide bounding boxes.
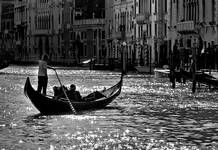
[0,65,218,149]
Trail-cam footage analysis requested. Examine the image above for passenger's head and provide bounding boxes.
[70,84,76,91]
[42,54,48,61]
[53,86,58,90]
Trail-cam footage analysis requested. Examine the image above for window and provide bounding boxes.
[84,45,87,56]
[187,39,191,48]
[165,0,167,13]
[155,24,157,36]
[155,0,157,14]
[139,0,142,14]
[164,23,167,36]
[211,41,214,46]
[150,0,152,14]
[84,32,87,39]
[94,30,97,39]
[202,0,205,21]
[81,32,84,40]
[176,0,179,21]
[102,31,105,39]
[212,0,215,22]
[149,24,152,36]
[98,29,101,39]
[94,45,96,56]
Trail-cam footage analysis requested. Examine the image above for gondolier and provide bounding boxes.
[37,54,55,95]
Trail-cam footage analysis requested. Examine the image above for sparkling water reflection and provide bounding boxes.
[0,65,218,149]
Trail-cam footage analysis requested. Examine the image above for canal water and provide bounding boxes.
[0,65,218,150]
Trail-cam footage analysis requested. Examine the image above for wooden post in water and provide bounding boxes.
[209,67,211,90]
[192,43,197,93]
[170,43,177,89]
[169,51,175,88]
[149,46,152,75]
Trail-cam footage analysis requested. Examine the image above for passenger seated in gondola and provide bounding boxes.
[54,84,83,101]
[53,84,106,102]
[53,86,68,97]
[66,84,82,101]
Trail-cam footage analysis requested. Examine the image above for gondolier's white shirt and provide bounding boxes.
[38,60,48,77]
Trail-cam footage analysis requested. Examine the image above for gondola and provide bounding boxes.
[24,73,124,114]
[196,73,218,87]
[180,69,218,87]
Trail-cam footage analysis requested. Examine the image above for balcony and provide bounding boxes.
[74,19,105,27]
[136,12,150,24]
[112,31,123,40]
[177,21,196,34]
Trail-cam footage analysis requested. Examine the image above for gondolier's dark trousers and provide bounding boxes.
[37,76,48,95]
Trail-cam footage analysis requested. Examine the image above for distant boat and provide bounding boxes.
[154,68,170,78]
[24,73,124,114]
[135,66,152,74]
[0,60,9,70]
[82,59,93,64]
[180,70,218,87]
[0,50,14,69]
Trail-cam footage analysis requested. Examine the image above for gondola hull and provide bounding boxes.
[180,70,218,87]
[24,75,123,114]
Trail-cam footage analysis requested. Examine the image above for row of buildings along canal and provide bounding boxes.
[0,0,218,72]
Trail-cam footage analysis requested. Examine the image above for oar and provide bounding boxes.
[53,69,76,114]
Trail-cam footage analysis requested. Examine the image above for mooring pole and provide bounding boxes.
[192,44,197,93]
[209,67,211,90]
[150,46,152,75]
[170,50,175,89]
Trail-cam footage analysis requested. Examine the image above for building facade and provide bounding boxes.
[14,0,106,65]
[26,0,69,64]
[14,0,27,61]
[0,0,15,56]
[169,0,218,69]
[0,0,14,33]
[175,0,217,48]
[2,0,218,69]
[105,0,114,67]
[72,0,106,65]
[112,0,135,69]
[135,0,169,68]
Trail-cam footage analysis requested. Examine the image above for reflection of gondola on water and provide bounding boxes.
[24,73,124,115]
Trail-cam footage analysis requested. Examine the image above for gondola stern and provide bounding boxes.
[120,71,125,86]
[24,77,31,97]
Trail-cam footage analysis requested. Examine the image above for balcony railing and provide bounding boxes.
[136,12,150,24]
[177,21,196,33]
[74,19,105,26]
[113,32,122,40]
[14,0,27,8]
